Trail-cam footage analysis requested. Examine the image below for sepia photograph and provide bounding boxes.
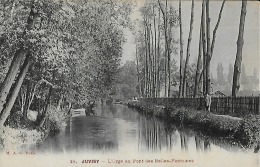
[0,0,259,167]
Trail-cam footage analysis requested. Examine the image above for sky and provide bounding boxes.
[121,0,259,80]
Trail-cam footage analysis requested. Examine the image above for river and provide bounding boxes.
[34,104,258,167]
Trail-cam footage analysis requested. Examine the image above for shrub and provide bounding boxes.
[235,115,260,148]
[127,100,260,148]
[43,105,69,135]
[0,126,43,151]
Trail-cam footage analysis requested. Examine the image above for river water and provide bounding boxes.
[33,104,258,167]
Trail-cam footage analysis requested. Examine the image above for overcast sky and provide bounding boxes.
[121,0,259,80]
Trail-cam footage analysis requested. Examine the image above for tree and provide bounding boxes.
[205,0,211,94]
[178,0,184,97]
[199,0,226,95]
[0,0,133,126]
[115,61,138,100]
[136,0,178,98]
[0,54,32,126]
[0,0,39,116]
[158,0,170,97]
[182,0,194,97]
[232,0,247,97]
[194,27,203,97]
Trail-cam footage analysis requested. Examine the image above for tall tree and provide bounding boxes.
[182,0,194,97]
[156,6,161,97]
[198,0,226,95]
[0,54,32,126]
[0,0,39,115]
[158,0,170,97]
[194,27,203,97]
[201,0,207,95]
[232,0,247,97]
[178,0,184,97]
[211,0,226,55]
[153,5,157,97]
[205,0,211,94]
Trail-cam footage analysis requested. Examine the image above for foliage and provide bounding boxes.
[0,0,133,113]
[134,0,179,98]
[0,126,43,151]
[0,0,133,150]
[115,61,139,100]
[235,115,260,148]
[127,100,260,148]
[43,105,69,135]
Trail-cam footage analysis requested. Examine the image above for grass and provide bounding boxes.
[127,100,260,150]
[0,105,70,151]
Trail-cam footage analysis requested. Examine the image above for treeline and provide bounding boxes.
[135,0,248,98]
[135,0,180,98]
[0,0,132,127]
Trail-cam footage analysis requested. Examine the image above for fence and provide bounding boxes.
[140,96,260,117]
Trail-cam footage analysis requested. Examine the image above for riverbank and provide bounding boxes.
[0,106,69,151]
[127,100,260,151]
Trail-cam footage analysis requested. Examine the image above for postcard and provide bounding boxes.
[0,0,259,167]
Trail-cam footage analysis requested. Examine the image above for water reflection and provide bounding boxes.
[35,104,253,155]
[137,113,216,153]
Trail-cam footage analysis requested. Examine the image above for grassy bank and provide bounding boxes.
[0,106,69,151]
[127,100,260,151]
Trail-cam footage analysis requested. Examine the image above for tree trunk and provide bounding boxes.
[232,0,247,97]
[135,43,142,97]
[194,26,203,97]
[146,19,153,97]
[211,0,226,56]
[153,6,157,97]
[201,0,207,95]
[21,78,52,120]
[167,19,171,97]
[178,0,184,97]
[149,19,155,97]
[156,7,161,97]
[196,0,226,97]
[0,0,38,116]
[22,82,31,120]
[182,0,194,97]
[144,24,148,97]
[0,55,32,126]
[38,86,53,128]
[56,95,64,111]
[0,49,25,114]
[38,71,55,128]
[205,0,211,94]
[158,0,169,97]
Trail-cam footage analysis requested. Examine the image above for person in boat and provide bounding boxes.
[85,101,96,116]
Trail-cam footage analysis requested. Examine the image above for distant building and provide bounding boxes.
[211,90,226,97]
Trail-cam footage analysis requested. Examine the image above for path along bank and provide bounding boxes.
[127,100,260,152]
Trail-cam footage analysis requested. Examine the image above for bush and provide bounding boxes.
[5,111,37,130]
[43,105,69,135]
[127,100,260,148]
[0,126,43,151]
[235,115,260,148]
